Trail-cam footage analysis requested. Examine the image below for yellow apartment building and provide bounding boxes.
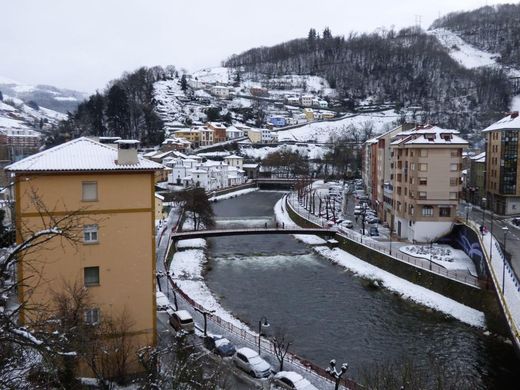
[6,137,163,368]
[390,125,467,242]
[174,128,200,147]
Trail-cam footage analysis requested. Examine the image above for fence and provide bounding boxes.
[286,193,482,288]
[465,219,520,350]
[164,260,359,389]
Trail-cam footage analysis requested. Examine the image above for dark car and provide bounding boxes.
[512,218,520,226]
[204,335,236,357]
[369,226,379,236]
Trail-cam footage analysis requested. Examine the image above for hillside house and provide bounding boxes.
[206,122,227,143]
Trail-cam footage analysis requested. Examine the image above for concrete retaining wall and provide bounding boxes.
[285,197,508,335]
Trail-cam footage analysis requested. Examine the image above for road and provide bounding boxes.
[463,203,520,280]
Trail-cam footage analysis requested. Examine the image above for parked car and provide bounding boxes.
[233,347,272,378]
[271,371,318,390]
[169,310,195,333]
[340,220,354,229]
[156,291,170,311]
[367,216,380,224]
[512,217,520,226]
[369,226,379,236]
[354,205,363,215]
[204,335,236,357]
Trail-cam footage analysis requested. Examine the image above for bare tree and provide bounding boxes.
[271,328,293,371]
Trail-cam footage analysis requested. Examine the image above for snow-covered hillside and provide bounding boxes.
[0,76,86,113]
[277,110,397,143]
[429,28,520,78]
[0,95,66,133]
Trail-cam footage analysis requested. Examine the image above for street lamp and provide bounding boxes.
[465,204,472,223]
[326,359,349,390]
[258,316,270,355]
[481,197,487,227]
[502,226,509,294]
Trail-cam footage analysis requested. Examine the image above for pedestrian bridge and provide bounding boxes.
[171,227,336,241]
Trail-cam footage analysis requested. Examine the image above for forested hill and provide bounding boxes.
[224,27,512,133]
[431,3,520,69]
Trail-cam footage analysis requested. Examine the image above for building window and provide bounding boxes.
[451,150,460,157]
[439,207,451,217]
[419,149,428,157]
[410,163,415,171]
[419,191,427,199]
[419,163,428,172]
[450,163,459,172]
[82,181,98,201]
[449,192,458,200]
[449,177,459,186]
[84,308,100,325]
[83,225,98,243]
[419,177,427,186]
[422,206,433,216]
[84,266,100,287]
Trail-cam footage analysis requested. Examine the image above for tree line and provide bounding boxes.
[431,3,520,69]
[46,66,180,147]
[224,26,512,133]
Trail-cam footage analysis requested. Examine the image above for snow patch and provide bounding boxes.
[314,246,485,328]
[208,187,258,201]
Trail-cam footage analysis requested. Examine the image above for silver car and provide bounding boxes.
[233,347,272,378]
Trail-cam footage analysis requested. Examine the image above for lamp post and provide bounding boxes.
[465,204,472,223]
[194,307,215,337]
[326,359,349,390]
[481,197,487,227]
[258,316,270,355]
[429,241,433,271]
[502,226,509,294]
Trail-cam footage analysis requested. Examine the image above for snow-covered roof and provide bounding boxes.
[224,154,243,159]
[175,310,192,321]
[470,152,485,162]
[482,113,520,132]
[243,163,259,169]
[6,137,163,173]
[155,193,165,201]
[390,125,468,146]
[207,121,226,129]
[237,347,258,359]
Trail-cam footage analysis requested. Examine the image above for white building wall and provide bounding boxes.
[409,221,454,243]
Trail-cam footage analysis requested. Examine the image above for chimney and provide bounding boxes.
[511,111,519,119]
[115,140,139,165]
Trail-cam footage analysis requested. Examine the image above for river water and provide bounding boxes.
[204,191,519,388]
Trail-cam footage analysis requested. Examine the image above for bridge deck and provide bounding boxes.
[172,228,335,240]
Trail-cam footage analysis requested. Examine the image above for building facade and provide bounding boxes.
[389,126,467,242]
[483,112,520,214]
[6,137,163,370]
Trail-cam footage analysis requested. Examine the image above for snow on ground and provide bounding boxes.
[176,238,207,249]
[511,95,520,112]
[277,110,397,143]
[240,143,329,160]
[429,28,520,77]
[208,187,258,201]
[400,244,477,275]
[170,248,250,330]
[314,246,485,328]
[428,28,499,69]
[192,67,230,84]
[0,116,26,128]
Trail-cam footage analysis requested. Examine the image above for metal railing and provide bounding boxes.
[286,192,482,289]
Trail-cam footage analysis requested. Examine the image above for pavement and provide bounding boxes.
[461,202,520,281]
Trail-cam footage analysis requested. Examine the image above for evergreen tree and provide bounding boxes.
[106,84,130,138]
[308,28,317,42]
[180,74,187,91]
[323,27,332,39]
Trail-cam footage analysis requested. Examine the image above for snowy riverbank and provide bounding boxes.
[208,187,258,201]
[274,196,486,328]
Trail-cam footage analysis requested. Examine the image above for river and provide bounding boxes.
[204,190,519,388]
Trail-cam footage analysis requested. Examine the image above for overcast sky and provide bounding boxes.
[0,0,508,93]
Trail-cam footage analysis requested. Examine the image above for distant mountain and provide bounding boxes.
[223,23,514,134]
[0,76,86,113]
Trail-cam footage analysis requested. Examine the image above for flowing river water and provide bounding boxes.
[204,190,519,388]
